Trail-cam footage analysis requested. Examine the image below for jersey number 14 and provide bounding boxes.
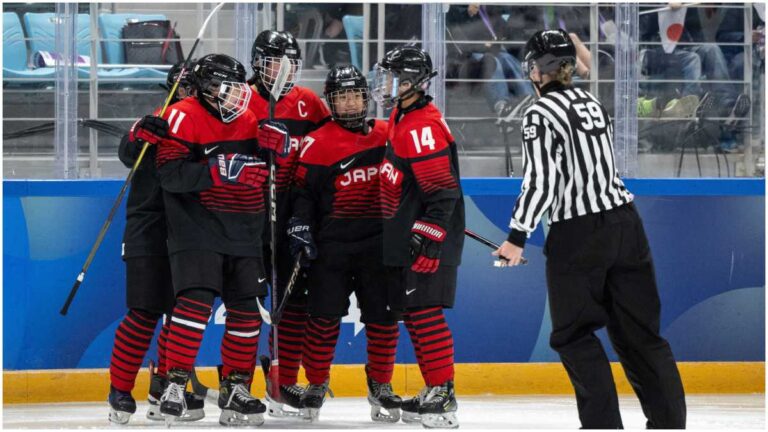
[410,126,436,154]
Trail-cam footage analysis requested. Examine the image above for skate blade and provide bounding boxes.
[108,408,132,425]
[149,405,204,422]
[266,395,302,418]
[178,408,205,422]
[370,405,401,423]
[146,402,164,421]
[219,409,265,427]
[421,411,459,429]
[164,415,181,428]
[300,407,320,422]
[401,410,422,424]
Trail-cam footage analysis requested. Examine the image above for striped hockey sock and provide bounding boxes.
[165,296,213,372]
[109,309,161,392]
[269,302,308,385]
[404,317,427,378]
[365,323,399,383]
[302,317,341,385]
[156,316,171,377]
[404,307,455,386]
[221,307,263,378]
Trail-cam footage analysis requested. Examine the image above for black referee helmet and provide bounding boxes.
[523,29,576,75]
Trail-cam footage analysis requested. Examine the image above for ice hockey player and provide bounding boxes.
[371,46,465,429]
[107,60,204,425]
[247,29,332,418]
[289,64,403,423]
[151,53,286,427]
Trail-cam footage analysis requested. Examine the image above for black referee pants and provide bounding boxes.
[544,203,686,429]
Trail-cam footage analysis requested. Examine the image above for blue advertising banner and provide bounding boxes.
[3,179,765,370]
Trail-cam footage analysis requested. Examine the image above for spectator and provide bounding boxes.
[446,4,534,119]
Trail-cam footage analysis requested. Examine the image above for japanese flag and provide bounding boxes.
[659,6,688,53]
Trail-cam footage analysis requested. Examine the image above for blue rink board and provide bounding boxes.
[3,178,765,370]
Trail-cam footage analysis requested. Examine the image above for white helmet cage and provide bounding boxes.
[205,80,252,123]
[258,56,303,97]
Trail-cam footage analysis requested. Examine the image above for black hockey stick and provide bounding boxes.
[60,2,226,316]
[464,228,528,266]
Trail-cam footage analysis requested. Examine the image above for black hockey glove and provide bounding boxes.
[409,220,445,273]
[129,115,169,145]
[287,217,317,267]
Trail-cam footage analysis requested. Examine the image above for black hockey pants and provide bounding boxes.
[544,203,686,429]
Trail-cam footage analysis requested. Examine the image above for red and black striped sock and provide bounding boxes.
[404,307,455,386]
[221,306,263,378]
[269,302,308,385]
[365,323,399,383]
[156,316,171,377]
[302,317,341,385]
[165,294,213,372]
[404,317,427,378]
[109,309,161,392]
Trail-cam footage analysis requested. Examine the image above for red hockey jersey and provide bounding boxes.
[379,96,465,267]
[155,97,265,257]
[293,119,388,251]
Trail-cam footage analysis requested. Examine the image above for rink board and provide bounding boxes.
[3,178,765,401]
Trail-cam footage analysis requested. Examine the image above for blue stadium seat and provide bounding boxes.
[22,12,158,82]
[100,13,170,81]
[3,12,55,80]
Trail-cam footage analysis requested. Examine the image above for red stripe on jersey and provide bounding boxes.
[411,155,458,194]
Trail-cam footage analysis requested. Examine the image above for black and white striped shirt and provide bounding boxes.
[508,81,633,247]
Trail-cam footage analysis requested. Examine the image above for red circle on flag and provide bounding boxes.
[667,23,684,42]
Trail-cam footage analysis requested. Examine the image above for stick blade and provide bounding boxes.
[257,297,272,325]
[269,55,292,101]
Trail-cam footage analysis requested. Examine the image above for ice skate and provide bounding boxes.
[159,369,189,427]
[401,386,430,424]
[366,371,402,423]
[260,354,304,417]
[419,380,459,429]
[218,368,266,426]
[147,362,205,422]
[299,381,332,422]
[107,385,136,425]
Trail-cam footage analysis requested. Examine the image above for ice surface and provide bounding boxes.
[2,394,764,429]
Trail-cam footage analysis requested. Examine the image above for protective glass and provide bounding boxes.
[259,56,303,97]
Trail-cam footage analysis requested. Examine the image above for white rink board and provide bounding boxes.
[2,394,764,429]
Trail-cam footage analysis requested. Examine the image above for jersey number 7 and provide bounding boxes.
[409,126,436,154]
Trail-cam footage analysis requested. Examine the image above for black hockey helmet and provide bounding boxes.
[192,54,251,123]
[324,64,369,131]
[523,29,576,75]
[371,45,437,109]
[250,30,302,97]
[161,59,196,101]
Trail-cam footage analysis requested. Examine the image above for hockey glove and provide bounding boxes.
[409,220,445,273]
[129,115,169,145]
[287,217,317,267]
[209,153,269,188]
[258,120,291,157]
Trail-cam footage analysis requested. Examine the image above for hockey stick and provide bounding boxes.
[264,55,293,395]
[60,2,226,316]
[256,249,302,325]
[464,228,528,266]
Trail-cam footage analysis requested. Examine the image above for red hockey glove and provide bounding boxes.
[209,153,269,188]
[258,120,291,157]
[409,220,446,273]
[129,115,168,145]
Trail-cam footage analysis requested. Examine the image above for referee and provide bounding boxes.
[493,29,686,429]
